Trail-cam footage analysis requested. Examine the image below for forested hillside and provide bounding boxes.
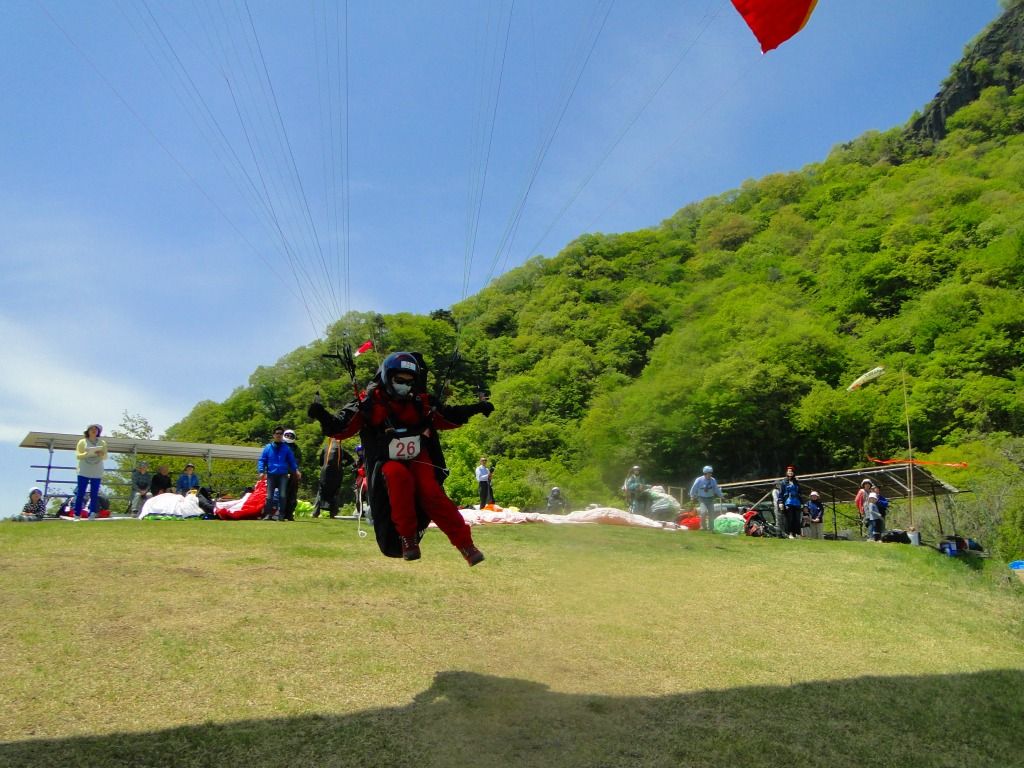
[166,3,1024,558]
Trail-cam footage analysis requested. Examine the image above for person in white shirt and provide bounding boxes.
[475,457,494,508]
[689,465,724,531]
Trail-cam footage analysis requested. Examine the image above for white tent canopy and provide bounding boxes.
[20,432,262,468]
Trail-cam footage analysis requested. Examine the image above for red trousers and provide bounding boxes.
[381,458,474,549]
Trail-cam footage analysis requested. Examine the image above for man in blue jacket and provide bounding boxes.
[258,426,299,521]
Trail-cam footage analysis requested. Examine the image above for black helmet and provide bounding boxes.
[379,351,420,398]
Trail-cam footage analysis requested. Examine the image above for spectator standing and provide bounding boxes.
[872,484,889,537]
[864,492,884,541]
[806,490,825,539]
[854,477,875,538]
[176,463,201,495]
[546,487,568,514]
[150,465,173,496]
[130,461,153,514]
[74,424,108,519]
[775,465,803,539]
[281,429,303,520]
[689,465,724,531]
[475,457,494,508]
[313,438,354,518]
[622,466,646,514]
[258,426,297,521]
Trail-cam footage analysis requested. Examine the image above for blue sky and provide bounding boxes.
[0,0,1005,515]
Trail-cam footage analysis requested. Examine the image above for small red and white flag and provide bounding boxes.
[353,340,373,357]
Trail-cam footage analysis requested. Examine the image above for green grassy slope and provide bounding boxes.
[1,521,1021,766]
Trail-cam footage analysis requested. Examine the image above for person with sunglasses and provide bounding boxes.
[257,427,298,521]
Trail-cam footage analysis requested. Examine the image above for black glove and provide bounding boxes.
[308,400,330,421]
[475,400,495,417]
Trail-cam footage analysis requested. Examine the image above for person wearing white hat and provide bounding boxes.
[864,492,883,542]
[17,488,46,521]
[689,465,724,531]
[806,490,825,539]
[281,429,303,520]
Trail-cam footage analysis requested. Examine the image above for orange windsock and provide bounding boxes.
[730,0,819,53]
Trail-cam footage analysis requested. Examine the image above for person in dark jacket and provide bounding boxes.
[312,438,355,518]
[150,465,173,496]
[281,429,302,520]
[546,487,568,514]
[308,351,494,565]
[805,490,825,539]
[257,427,299,521]
[775,465,803,539]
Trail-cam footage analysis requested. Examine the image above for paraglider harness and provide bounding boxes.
[320,344,455,558]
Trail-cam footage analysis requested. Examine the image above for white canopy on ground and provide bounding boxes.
[455,506,680,529]
[139,493,204,519]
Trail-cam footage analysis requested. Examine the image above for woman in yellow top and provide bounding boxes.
[74,423,108,518]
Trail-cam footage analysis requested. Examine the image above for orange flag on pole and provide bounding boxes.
[730,0,819,53]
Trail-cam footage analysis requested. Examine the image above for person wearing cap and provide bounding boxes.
[17,488,47,521]
[130,461,153,514]
[621,465,646,515]
[281,429,303,521]
[74,424,108,518]
[775,465,804,539]
[176,463,201,495]
[863,491,883,542]
[805,490,825,539]
[689,465,724,532]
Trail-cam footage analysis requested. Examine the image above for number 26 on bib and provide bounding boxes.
[388,435,421,460]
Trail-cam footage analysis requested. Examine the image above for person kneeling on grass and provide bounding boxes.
[307,351,494,566]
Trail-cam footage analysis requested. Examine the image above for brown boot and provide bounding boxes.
[459,546,484,567]
[400,536,421,561]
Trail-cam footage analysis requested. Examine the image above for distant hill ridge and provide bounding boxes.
[909,1,1024,141]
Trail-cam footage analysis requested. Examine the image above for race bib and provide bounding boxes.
[388,434,421,460]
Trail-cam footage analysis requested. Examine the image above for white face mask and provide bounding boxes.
[392,382,413,397]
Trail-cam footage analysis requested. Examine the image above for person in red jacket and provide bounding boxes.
[308,351,494,565]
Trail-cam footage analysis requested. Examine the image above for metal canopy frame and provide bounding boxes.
[717,463,961,504]
[717,464,964,540]
[20,431,263,501]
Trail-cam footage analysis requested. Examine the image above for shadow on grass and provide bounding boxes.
[3,669,1022,767]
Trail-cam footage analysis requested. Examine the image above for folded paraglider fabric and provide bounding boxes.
[139,493,203,519]
[215,477,267,520]
[454,506,680,530]
[714,512,746,535]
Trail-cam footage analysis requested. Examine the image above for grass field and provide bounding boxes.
[1,519,1022,767]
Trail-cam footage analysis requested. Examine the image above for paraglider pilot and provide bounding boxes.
[307,351,494,566]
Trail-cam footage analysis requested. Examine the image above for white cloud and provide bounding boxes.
[0,314,187,444]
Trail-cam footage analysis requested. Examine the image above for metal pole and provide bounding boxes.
[902,370,915,529]
[831,488,838,540]
[44,439,55,502]
[931,482,945,538]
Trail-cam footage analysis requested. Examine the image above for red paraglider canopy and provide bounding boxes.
[730,0,819,53]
